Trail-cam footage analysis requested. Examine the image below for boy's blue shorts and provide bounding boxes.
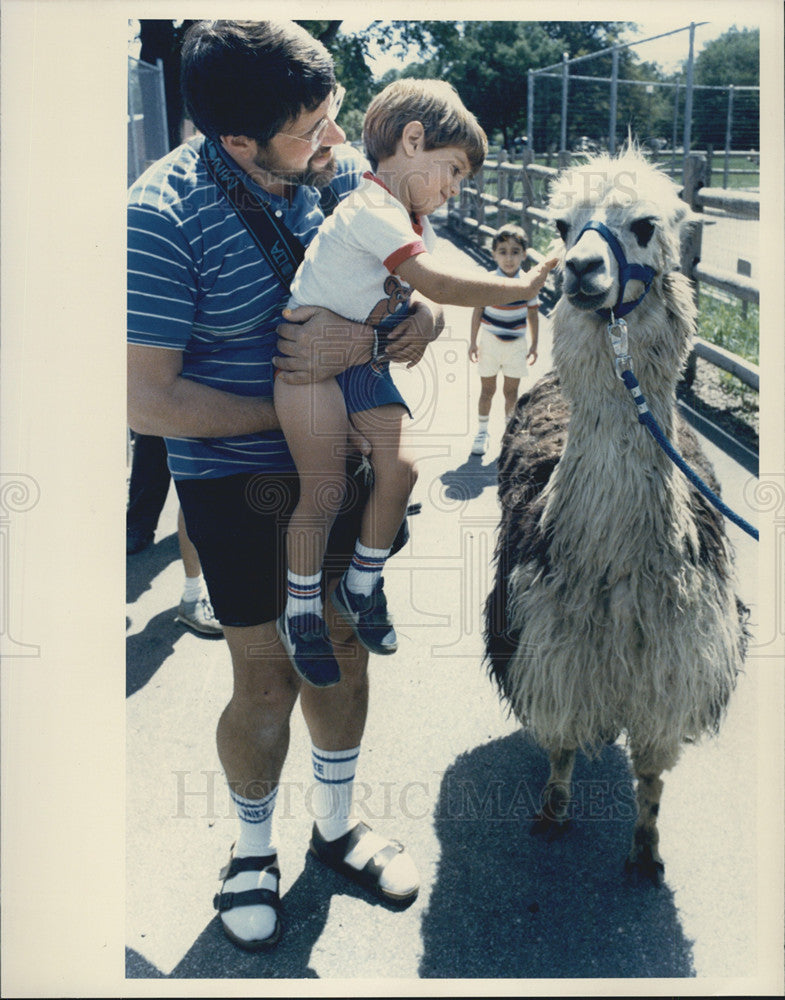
[336,360,411,418]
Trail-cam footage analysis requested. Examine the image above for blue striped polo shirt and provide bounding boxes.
[127,139,367,479]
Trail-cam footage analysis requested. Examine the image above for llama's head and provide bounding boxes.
[548,148,693,318]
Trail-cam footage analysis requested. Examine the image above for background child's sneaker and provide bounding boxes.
[276,613,341,687]
[471,428,489,455]
[331,576,397,656]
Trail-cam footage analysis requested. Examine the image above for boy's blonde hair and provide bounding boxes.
[363,78,487,173]
[492,224,527,252]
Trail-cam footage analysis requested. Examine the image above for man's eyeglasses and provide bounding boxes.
[278,85,345,151]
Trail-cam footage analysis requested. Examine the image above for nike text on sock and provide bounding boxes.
[311,745,360,842]
[230,786,278,857]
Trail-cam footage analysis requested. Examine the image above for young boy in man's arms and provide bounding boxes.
[274,79,558,686]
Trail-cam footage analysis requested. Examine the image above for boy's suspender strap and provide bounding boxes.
[198,136,305,288]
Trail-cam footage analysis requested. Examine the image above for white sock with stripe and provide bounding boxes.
[311,744,360,842]
[222,786,279,944]
[344,542,390,598]
[230,786,278,858]
[310,744,420,895]
[286,570,322,620]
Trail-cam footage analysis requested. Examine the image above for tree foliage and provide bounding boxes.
[135,20,759,154]
[693,28,760,148]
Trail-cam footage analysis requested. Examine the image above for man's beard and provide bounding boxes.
[252,146,337,189]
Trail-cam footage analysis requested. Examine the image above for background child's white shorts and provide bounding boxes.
[477,329,529,379]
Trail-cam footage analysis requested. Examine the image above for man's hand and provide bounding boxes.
[274,305,373,385]
[383,299,442,369]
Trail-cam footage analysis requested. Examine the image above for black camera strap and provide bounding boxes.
[198,136,305,288]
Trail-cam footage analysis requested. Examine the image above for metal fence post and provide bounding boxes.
[155,59,170,153]
[498,150,509,226]
[527,69,535,155]
[521,147,535,247]
[128,61,140,185]
[681,23,696,180]
[609,45,619,155]
[723,85,735,188]
[559,52,569,167]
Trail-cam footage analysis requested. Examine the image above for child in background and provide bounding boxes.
[275,80,558,687]
[468,225,540,456]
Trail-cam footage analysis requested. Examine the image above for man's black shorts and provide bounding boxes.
[175,461,374,628]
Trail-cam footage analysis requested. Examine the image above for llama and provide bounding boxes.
[484,148,749,884]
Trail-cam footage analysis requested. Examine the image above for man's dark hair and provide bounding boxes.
[181,20,335,144]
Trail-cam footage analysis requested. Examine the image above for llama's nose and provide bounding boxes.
[565,255,604,280]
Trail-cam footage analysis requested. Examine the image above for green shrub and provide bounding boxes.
[697,289,759,365]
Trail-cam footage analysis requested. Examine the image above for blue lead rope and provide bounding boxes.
[619,368,759,541]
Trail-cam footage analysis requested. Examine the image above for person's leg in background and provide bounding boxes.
[126,433,171,554]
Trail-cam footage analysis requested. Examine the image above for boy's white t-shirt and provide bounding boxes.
[289,172,437,329]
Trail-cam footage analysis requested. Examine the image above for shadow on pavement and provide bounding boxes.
[125,947,166,978]
[440,456,499,502]
[127,852,408,979]
[126,531,180,604]
[127,608,186,696]
[418,732,695,979]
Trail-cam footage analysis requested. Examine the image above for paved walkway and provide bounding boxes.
[125,230,769,987]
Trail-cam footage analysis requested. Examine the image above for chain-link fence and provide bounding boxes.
[128,56,169,186]
[524,23,759,190]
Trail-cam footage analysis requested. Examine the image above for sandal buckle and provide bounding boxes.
[214,891,235,912]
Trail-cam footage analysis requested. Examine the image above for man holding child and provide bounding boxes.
[127,18,554,951]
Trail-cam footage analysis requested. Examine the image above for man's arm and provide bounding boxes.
[273,306,376,385]
[273,298,443,382]
[384,295,444,368]
[128,343,280,438]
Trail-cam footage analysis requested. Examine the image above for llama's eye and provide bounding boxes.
[630,218,655,247]
[555,220,569,241]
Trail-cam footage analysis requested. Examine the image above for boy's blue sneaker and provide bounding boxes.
[276,613,341,688]
[330,576,398,656]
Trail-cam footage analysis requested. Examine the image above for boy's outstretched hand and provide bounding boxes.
[523,256,560,297]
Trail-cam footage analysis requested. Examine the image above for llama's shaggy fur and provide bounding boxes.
[484,149,749,880]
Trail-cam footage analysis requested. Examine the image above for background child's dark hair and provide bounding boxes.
[491,224,527,252]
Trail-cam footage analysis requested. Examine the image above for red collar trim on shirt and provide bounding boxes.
[363,171,424,236]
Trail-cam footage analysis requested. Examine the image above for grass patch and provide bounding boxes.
[697,289,759,365]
